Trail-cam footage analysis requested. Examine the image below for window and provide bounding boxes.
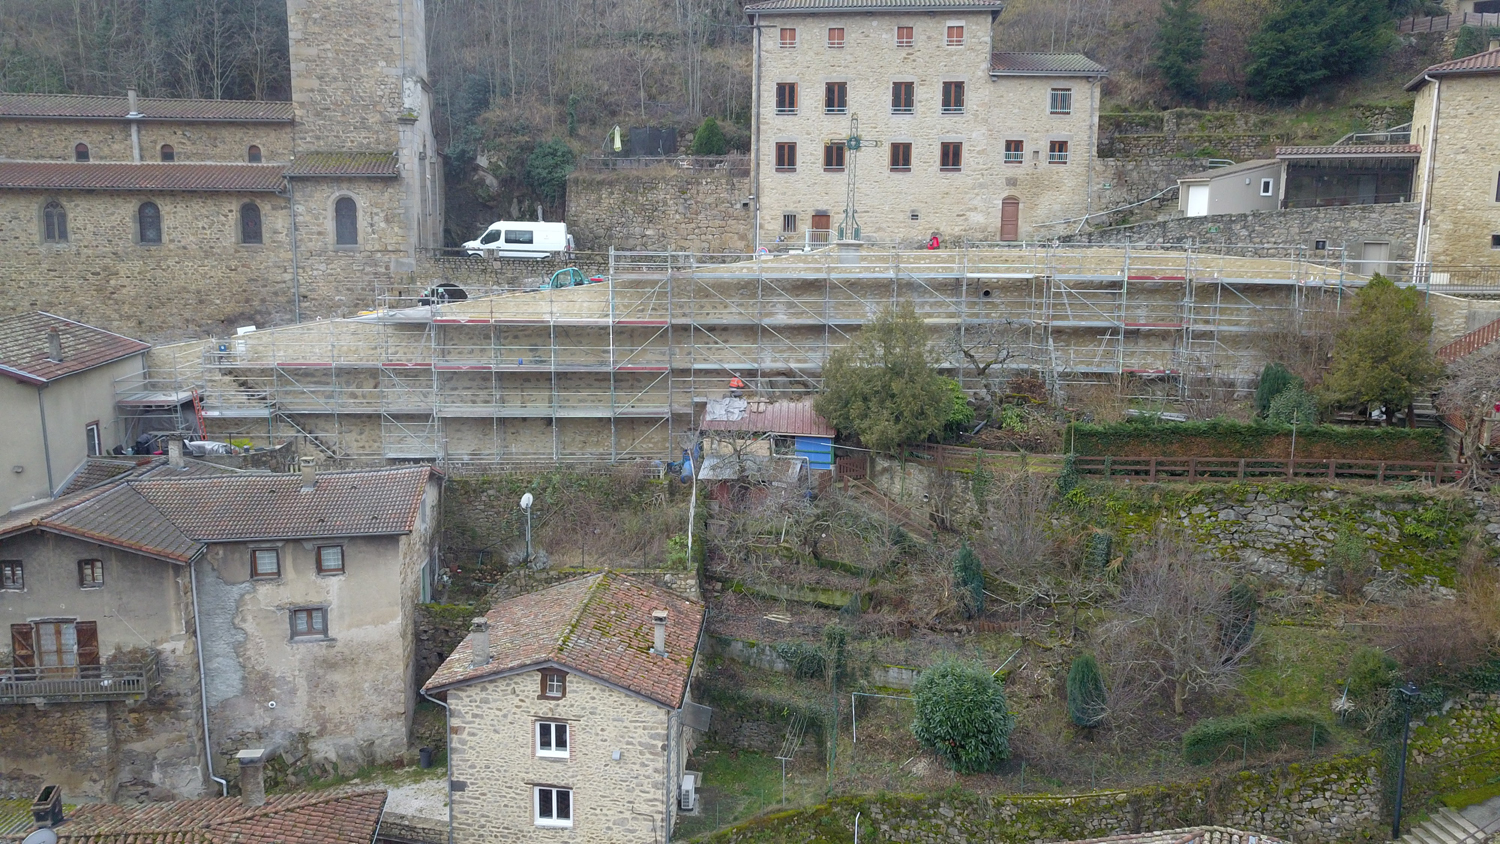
[536,721,570,758]
[827,27,844,48]
[1492,234,1500,249]
[78,559,104,588]
[334,197,358,245]
[775,142,797,172]
[12,621,99,677]
[1048,140,1070,164]
[946,24,964,46]
[1049,88,1073,115]
[504,229,535,244]
[1004,140,1025,164]
[1260,178,1275,197]
[895,25,914,47]
[137,202,162,244]
[74,143,89,162]
[252,548,280,578]
[779,27,797,48]
[316,545,344,575]
[540,670,567,699]
[909,209,920,220]
[775,83,798,115]
[534,786,573,827]
[940,141,963,172]
[247,145,263,163]
[825,82,847,114]
[941,81,965,114]
[290,607,328,639]
[85,422,101,457]
[889,142,912,172]
[1314,239,1328,251]
[43,200,68,242]
[240,202,263,244]
[782,213,797,233]
[823,141,846,172]
[1,561,21,591]
[891,81,914,114]
[1494,172,1499,202]
[160,144,175,162]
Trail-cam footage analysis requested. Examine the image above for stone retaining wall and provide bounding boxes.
[566,167,752,254]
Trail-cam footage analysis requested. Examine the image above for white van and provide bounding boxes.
[463,221,569,259]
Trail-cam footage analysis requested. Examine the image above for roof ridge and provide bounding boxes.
[33,311,153,347]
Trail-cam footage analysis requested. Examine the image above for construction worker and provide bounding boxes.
[927,233,941,250]
[729,376,746,398]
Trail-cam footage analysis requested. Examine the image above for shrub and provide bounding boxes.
[1084,530,1113,571]
[1183,710,1333,764]
[690,116,728,155]
[524,139,575,204]
[1326,530,1371,599]
[1266,383,1319,425]
[943,377,976,435]
[815,302,950,453]
[1254,362,1296,417]
[1346,646,1399,704]
[911,660,1015,773]
[1067,653,1108,728]
[774,640,826,679]
[953,544,985,618]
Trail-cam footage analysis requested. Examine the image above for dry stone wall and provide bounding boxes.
[567,168,753,253]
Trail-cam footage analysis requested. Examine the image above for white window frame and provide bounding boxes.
[1049,88,1073,115]
[1260,178,1275,197]
[945,21,964,46]
[536,721,570,758]
[895,25,914,47]
[85,422,102,457]
[534,786,574,827]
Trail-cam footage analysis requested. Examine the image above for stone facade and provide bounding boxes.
[0,119,287,164]
[566,167,754,253]
[749,11,1102,246]
[1412,73,1500,267]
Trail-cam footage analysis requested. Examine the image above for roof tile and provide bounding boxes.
[0,92,293,122]
[0,312,148,384]
[1406,47,1500,89]
[0,162,286,192]
[746,0,1005,11]
[989,52,1108,76]
[699,398,835,436]
[1275,144,1421,158]
[286,152,400,178]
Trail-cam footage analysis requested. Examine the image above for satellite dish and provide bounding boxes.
[519,493,533,511]
[24,829,60,844]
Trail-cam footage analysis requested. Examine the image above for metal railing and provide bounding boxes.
[1,655,158,704]
[1282,193,1411,209]
[1397,11,1500,32]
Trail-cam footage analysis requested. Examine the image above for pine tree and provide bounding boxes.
[815,302,950,453]
[1153,0,1205,101]
[690,116,728,155]
[1248,0,1396,101]
[1067,654,1108,728]
[953,544,985,618]
[1254,362,1296,417]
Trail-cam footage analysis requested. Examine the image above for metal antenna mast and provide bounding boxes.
[833,113,880,241]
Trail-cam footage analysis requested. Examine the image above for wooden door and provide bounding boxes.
[34,622,78,676]
[811,213,831,243]
[10,623,35,679]
[1000,197,1020,241]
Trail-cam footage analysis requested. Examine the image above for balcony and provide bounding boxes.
[0,655,158,705]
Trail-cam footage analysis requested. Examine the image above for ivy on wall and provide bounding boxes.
[1067,418,1446,462]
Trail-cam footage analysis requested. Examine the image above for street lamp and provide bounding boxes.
[1391,681,1421,841]
[520,493,534,563]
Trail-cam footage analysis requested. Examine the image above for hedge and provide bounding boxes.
[1183,710,1334,765]
[1067,418,1446,462]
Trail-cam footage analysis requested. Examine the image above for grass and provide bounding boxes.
[675,743,822,840]
[1237,623,1362,714]
[1441,781,1500,811]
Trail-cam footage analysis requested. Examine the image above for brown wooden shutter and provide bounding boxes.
[10,623,35,676]
[75,621,100,677]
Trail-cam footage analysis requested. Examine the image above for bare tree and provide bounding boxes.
[1437,342,1499,486]
[952,320,1037,408]
[1251,290,1347,389]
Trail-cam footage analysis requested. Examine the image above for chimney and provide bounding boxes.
[299,456,316,490]
[1490,37,1500,52]
[29,785,63,827]
[652,609,668,656]
[46,327,62,363]
[469,618,490,668]
[168,437,184,469]
[235,748,269,808]
[126,87,139,115]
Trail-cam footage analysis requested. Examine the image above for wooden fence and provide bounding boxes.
[1437,316,1500,364]
[1069,455,1464,484]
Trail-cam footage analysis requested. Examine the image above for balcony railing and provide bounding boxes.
[0,655,158,705]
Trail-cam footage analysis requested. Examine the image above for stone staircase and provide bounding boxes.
[1401,808,1493,844]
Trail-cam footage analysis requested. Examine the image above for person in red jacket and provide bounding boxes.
[927,233,941,250]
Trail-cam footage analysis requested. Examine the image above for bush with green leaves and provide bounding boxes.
[953,544,985,618]
[815,302,950,453]
[1183,710,1332,764]
[911,660,1015,773]
[1267,383,1319,425]
[1067,654,1108,728]
[524,139,575,205]
[1326,530,1371,599]
[1254,362,1296,417]
[774,641,826,679]
[1084,530,1113,571]
[690,116,728,155]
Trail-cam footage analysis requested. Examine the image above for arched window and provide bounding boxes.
[240,202,263,244]
[334,197,358,246]
[160,144,175,162]
[138,202,162,244]
[74,143,90,162]
[43,200,68,243]
[247,145,262,163]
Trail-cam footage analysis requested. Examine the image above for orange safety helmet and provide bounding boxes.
[728,377,747,389]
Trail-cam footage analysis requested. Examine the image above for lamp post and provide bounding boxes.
[520,492,534,563]
[1391,681,1421,841]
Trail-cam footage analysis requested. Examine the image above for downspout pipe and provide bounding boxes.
[420,689,454,844]
[36,386,54,495]
[190,557,229,796]
[1412,75,1441,286]
[750,15,762,253]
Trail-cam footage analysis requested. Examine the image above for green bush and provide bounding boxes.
[1247,0,1395,101]
[1183,710,1332,764]
[1084,530,1113,571]
[1266,383,1319,425]
[1346,647,1398,703]
[953,545,985,618]
[690,116,728,155]
[524,139,575,204]
[1255,362,1296,417]
[911,660,1015,773]
[1066,416,1444,461]
[943,377,976,435]
[1067,654,1108,728]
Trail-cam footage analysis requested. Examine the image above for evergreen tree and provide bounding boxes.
[1321,275,1441,425]
[1254,362,1296,417]
[815,302,950,452]
[1247,0,1395,101]
[524,139,575,205]
[1067,654,1108,728]
[911,660,1015,773]
[953,544,985,618]
[690,116,728,155]
[1154,0,1205,100]
[1266,383,1319,425]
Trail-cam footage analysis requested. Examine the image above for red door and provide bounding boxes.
[1000,197,1020,241]
[811,213,831,243]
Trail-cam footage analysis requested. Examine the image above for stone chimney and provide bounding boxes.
[46,327,62,362]
[126,87,139,115]
[652,609,668,656]
[235,749,269,808]
[469,618,490,668]
[299,456,316,490]
[168,438,184,469]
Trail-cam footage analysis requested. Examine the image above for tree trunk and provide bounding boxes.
[1406,403,1416,429]
[1173,676,1187,715]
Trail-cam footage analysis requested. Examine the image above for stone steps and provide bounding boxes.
[1401,808,1490,844]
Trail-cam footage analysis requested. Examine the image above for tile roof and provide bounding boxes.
[0,92,293,122]
[745,0,1005,12]
[1406,47,1500,89]
[286,152,400,178]
[989,52,1108,76]
[54,456,238,497]
[1276,144,1421,158]
[0,312,149,384]
[0,789,386,844]
[0,162,286,193]
[699,398,835,436]
[424,571,705,708]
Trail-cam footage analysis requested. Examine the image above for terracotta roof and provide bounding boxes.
[1406,47,1500,90]
[0,162,286,192]
[0,789,386,844]
[0,92,293,122]
[0,312,148,384]
[746,0,1005,12]
[989,52,1108,76]
[1276,144,1421,158]
[424,571,705,708]
[699,398,835,436]
[286,152,400,178]
[54,456,238,497]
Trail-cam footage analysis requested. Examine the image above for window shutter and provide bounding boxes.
[75,621,100,668]
[10,623,35,673]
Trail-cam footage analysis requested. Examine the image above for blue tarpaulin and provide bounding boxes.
[795,436,834,471]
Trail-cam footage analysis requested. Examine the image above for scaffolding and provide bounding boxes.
[128,243,1398,466]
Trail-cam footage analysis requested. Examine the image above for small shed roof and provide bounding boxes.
[988,52,1108,77]
[1275,144,1420,160]
[1177,159,1279,183]
[700,398,836,437]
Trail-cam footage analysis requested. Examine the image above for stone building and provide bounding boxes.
[0,460,440,801]
[0,312,149,511]
[423,571,707,844]
[1408,44,1500,270]
[0,0,441,342]
[745,0,1105,248]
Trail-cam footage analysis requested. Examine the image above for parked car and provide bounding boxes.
[463,221,568,259]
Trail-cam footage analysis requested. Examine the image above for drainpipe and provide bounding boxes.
[1082,75,1100,233]
[286,180,302,323]
[190,558,229,796]
[1412,75,1440,286]
[127,87,141,163]
[420,689,454,844]
[750,15,762,253]
[35,386,55,494]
